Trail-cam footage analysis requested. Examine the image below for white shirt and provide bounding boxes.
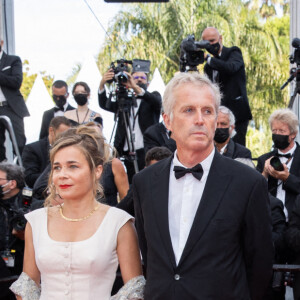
[54,102,69,117]
[168,148,215,265]
[0,50,7,103]
[276,143,296,221]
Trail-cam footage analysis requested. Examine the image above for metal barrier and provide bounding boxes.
[0,116,23,167]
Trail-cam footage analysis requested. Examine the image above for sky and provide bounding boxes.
[14,0,122,80]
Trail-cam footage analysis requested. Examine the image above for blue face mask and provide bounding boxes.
[0,181,11,199]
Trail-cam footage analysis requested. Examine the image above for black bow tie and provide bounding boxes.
[54,107,64,112]
[276,152,292,159]
[173,164,203,181]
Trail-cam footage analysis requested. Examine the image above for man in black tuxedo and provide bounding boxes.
[22,116,71,188]
[214,106,252,159]
[257,108,300,222]
[99,69,161,182]
[39,80,74,139]
[0,39,29,162]
[133,72,273,300]
[202,27,252,146]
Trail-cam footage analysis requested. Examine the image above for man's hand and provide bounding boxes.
[263,156,290,182]
[123,72,143,95]
[12,228,25,240]
[99,69,115,90]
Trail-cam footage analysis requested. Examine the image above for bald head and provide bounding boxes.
[202,27,223,55]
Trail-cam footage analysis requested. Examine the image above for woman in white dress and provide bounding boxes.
[10,126,144,299]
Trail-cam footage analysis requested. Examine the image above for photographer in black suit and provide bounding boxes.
[0,163,27,299]
[39,80,74,139]
[0,39,29,162]
[257,108,300,222]
[202,27,252,146]
[99,68,161,182]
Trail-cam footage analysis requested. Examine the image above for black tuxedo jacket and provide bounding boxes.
[143,122,176,154]
[133,152,273,300]
[204,46,252,122]
[98,90,161,154]
[256,143,300,217]
[39,105,74,139]
[0,52,29,118]
[223,138,252,159]
[22,137,50,188]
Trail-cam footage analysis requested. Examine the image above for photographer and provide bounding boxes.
[201,27,252,146]
[257,108,300,222]
[98,67,161,182]
[0,163,28,299]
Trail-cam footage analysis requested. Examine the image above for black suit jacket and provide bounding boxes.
[143,122,176,154]
[22,137,50,188]
[0,52,29,118]
[133,152,273,300]
[98,90,161,154]
[204,46,252,122]
[256,143,300,218]
[39,104,74,139]
[223,138,252,159]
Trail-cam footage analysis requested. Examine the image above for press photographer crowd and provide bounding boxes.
[1,27,300,300]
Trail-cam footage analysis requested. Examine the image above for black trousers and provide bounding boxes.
[0,106,26,161]
[233,120,249,146]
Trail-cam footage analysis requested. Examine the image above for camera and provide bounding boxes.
[180,34,210,72]
[270,156,284,171]
[10,187,32,232]
[290,38,300,66]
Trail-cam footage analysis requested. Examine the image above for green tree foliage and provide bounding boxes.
[97,0,290,156]
[21,60,54,101]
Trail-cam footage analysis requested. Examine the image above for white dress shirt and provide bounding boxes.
[276,143,296,221]
[168,148,215,265]
[54,102,69,117]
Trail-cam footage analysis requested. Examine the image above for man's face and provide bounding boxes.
[49,123,70,144]
[0,170,13,199]
[217,112,234,134]
[132,72,147,86]
[271,120,296,143]
[52,86,68,100]
[202,28,223,47]
[163,83,217,154]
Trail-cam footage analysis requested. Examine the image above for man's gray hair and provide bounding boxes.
[163,72,221,119]
[218,106,235,126]
[269,108,299,135]
[0,163,25,189]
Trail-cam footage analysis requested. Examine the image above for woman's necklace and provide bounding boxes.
[76,108,89,124]
[59,203,99,222]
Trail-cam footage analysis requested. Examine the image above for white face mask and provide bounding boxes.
[0,180,11,199]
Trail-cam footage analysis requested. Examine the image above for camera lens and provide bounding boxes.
[270,157,284,171]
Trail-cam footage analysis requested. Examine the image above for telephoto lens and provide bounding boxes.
[270,156,284,171]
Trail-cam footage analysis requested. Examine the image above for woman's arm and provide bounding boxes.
[112,158,129,201]
[117,220,143,283]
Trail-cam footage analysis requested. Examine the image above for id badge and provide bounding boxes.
[1,250,15,268]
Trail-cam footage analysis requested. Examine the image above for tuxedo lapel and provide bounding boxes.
[0,52,7,71]
[289,143,300,175]
[178,152,232,267]
[151,157,177,269]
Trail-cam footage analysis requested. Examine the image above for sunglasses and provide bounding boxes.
[133,76,147,80]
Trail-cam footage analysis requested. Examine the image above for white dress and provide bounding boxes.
[25,207,133,300]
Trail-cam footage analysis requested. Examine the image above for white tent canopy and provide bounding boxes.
[24,74,54,144]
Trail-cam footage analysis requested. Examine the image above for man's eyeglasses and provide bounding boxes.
[133,76,147,80]
[52,93,68,101]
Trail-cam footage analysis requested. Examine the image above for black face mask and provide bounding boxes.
[52,95,67,109]
[137,82,147,91]
[207,42,221,56]
[74,94,88,106]
[0,181,11,200]
[214,127,230,143]
[272,134,291,150]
